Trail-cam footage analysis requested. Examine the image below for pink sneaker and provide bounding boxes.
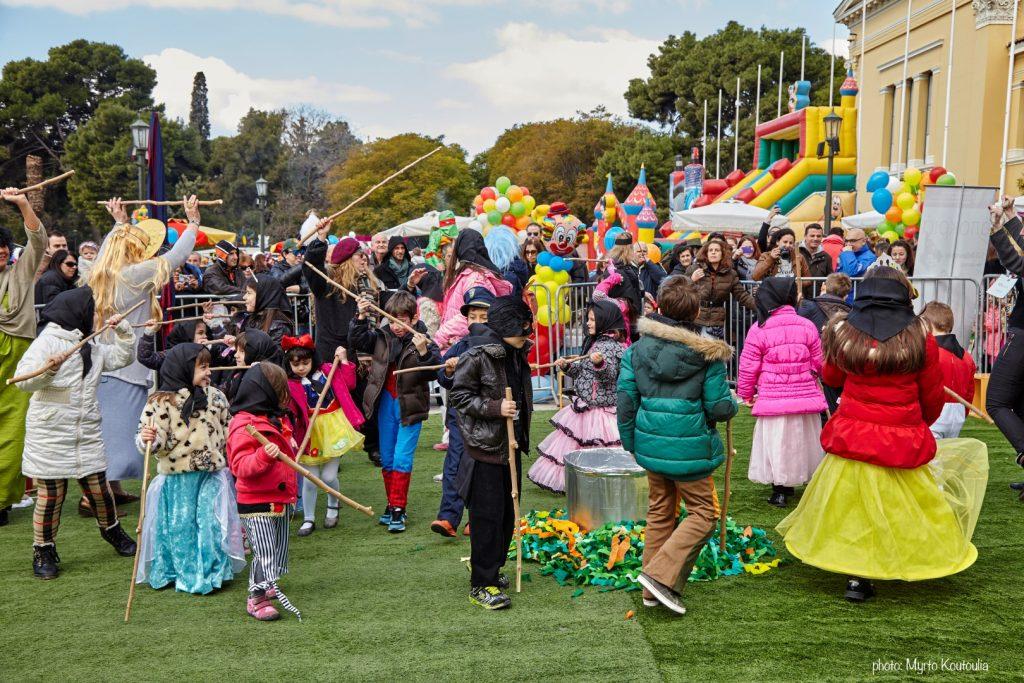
[432,442,448,451]
[247,594,280,621]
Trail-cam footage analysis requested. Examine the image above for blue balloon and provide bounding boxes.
[327,235,340,244]
[866,171,890,193]
[537,251,552,267]
[166,229,178,245]
[549,256,565,272]
[871,188,893,214]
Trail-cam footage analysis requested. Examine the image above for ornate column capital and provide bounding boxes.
[973,0,1017,29]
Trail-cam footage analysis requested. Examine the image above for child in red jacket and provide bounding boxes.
[921,302,977,439]
[227,363,301,622]
[777,268,987,603]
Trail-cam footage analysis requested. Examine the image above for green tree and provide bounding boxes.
[324,133,473,235]
[474,109,639,223]
[595,129,680,224]
[63,102,206,234]
[625,22,844,173]
[189,71,211,142]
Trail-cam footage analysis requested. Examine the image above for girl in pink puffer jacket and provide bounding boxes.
[435,230,512,351]
[737,277,826,508]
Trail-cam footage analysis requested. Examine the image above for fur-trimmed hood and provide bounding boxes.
[637,315,733,361]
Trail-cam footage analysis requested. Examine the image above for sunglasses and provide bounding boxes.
[525,249,538,255]
[63,261,78,268]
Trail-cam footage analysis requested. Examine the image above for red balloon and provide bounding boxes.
[501,213,517,228]
[904,225,919,241]
[659,224,674,237]
[194,231,209,247]
[929,167,946,183]
[480,187,497,201]
[520,186,530,196]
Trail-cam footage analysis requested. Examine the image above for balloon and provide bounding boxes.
[523,195,536,212]
[506,186,523,203]
[878,220,895,233]
[885,206,903,224]
[468,219,483,232]
[328,235,339,244]
[903,167,922,187]
[510,201,526,217]
[166,229,178,245]
[549,256,565,272]
[866,171,890,192]
[554,269,570,285]
[558,302,572,324]
[896,192,916,210]
[520,186,530,196]
[937,173,957,186]
[481,187,496,201]
[929,166,947,183]
[902,207,920,226]
[886,176,902,193]
[536,265,553,279]
[486,209,502,225]
[495,176,511,194]
[882,230,899,243]
[482,198,496,213]
[894,223,905,237]
[871,188,893,213]
[515,215,530,230]
[905,225,919,240]
[495,196,511,213]
[194,231,209,248]
[537,251,552,267]
[501,213,516,228]
[536,307,551,327]
[648,246,662,264]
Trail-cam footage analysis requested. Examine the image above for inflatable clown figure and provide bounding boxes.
[526,214,582,372]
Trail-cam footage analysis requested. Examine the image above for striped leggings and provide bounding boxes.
[33,472,118,546]
[241,511,300,620]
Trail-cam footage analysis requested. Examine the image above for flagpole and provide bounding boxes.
[777,51,785,118]
[702,99,708,170]
[941,0,957,167]
[896,0,912,171]
[801,34,806,81]
[998,0,1021,197]
[856,0,867,212]
[755,64,762,130]
[716,89,723,178]
[734,77,741,171]
[829,22,837,106]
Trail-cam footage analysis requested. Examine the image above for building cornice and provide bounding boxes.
[973,0,1018,29]
[877,39,944,71]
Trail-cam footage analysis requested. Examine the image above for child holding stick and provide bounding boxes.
[227,363,301,621]
[18,287,139,579]
[135,343,244,594]
[528,300,627,493]
[449,296,534,610]
[349,290,440,533]
[920,301,977,439]
[283,334,364,536]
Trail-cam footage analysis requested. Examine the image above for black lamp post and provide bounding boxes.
[130,117,150,201]
[255,177,269,250]
[821,109,843,235]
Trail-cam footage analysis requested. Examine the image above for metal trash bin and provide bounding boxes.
[564,448,648,531]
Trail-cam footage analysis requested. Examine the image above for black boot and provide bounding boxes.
[99,522,137,557]
[32,544,60,580]
[768,485,787,508]
[0,505,9,527]
[844,577,875,602]
[368,451,382,467]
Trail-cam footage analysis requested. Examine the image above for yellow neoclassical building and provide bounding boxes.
[835,0,1023,207]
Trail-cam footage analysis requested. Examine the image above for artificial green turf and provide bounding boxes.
[0,409,1020,681]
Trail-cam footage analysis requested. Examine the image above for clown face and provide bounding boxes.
[548,216,581,257]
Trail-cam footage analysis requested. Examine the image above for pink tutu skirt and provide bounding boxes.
[748,413,824,487]
[528,405,620,494]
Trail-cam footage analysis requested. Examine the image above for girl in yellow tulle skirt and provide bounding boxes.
[777,269,988,601]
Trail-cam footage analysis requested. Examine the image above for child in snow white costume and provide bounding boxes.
[135,343,244,594]
[777,268,988,602]
[528,299,627,493]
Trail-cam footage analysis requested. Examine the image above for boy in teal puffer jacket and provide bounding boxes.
[617,275,737,616]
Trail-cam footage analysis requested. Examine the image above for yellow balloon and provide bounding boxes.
[896,192,916,211]
[902,207,921,226]
[554,269,570,285]
[904,167,922,187]
[648,247,662,264]
[536,307,551,327]
[535,265,553,280]
[558,303,572,324]
[482,198,496,213]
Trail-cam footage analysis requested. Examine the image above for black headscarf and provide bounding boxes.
[229,364,287,422]
[485,296,532,453]
[251,277,287,314]
[159,343,208,422]
[39,286,95,376]
[166,320,204,348]
[755,276,798,327]
[486,295,533,339]
[243,328,284,367]
[417,264,444,302]
[847,277,917,342]
[454,229,500,275]
[583,299,625,353]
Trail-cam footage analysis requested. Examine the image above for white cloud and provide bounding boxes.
[819,37,850,60]
[143,48,388,134]
[447,22,658,123]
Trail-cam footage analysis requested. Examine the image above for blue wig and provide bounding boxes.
[484,226,520,272]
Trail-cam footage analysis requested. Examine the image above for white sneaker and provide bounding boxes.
[642,598,659,608]
[636,572,687,616]
[432,473,443,483]
[12,495,33,509]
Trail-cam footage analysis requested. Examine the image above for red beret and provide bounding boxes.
[330,237,360,264]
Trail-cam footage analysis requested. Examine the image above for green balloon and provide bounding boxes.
[894,223,905,237]
[495,176,511,194]
[936,173,956,186]
[486,209,502,225]
[878,220,895,232]
[509,201,526,217]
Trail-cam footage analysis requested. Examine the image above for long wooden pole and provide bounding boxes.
[96,199,223,206]
[945,386,994,424]
[244,425,374,516]
[125,430,153,622]
[504,387,522,593]
[165,300,245,312]
[7,299,147,384]
[719,420,735,552]
[303,262,422,337]
[131,314,230,328]
[292,358,340,461]
[998,0,1021,197]
[15,170,74,194]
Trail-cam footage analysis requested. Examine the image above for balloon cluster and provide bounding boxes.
[166,218,209,248]
[868,166,957,242]
[533,250,572,326]
[471,176,547,233]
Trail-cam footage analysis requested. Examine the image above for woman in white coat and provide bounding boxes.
[17,286,138,580]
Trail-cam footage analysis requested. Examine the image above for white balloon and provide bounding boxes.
[495,196,511,213]
[886,176,902,193]
[468,219,483,232]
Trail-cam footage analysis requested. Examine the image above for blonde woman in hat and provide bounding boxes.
[86,196,200,507]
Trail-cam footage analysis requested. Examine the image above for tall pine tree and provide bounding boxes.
[189,71,210,141]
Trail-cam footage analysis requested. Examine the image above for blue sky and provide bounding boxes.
[0,0,848,153]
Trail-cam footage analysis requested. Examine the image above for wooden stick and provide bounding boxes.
[96,199,223,206]
[304,262,422,337]
[15,170,75,194]
[125,427,153,622]
[244,425,374,517]
[7,299,147,385]
[719,420,735,552]
[292,358,341,462]
[505,387,523,593]
[165,300,244,312]
[945,386,994,424]
[393,363,447,376]
[213,365,252,372]
[131,314,231,328]
[557,370,565,410]
[816,377,832,421]
[530,355,584,371]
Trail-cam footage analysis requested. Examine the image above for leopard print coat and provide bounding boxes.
[135,387,231,475]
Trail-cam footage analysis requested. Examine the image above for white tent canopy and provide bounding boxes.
[840,210,885,231]
[670,201,788,234]
[375,211,477,241]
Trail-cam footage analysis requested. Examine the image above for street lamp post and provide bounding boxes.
[130,118,150,201]
[821,109,843,235]
[255,177,269,250]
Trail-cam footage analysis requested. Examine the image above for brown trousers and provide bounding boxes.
[642,473,720,593]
